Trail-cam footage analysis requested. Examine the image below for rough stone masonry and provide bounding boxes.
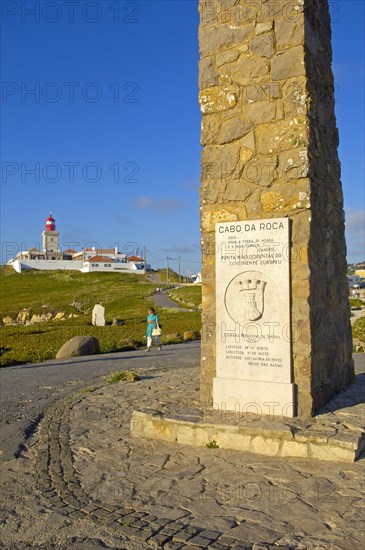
[199,0,354,417]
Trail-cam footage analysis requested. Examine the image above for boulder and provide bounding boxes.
[121,339,138,350]
[29,312,52,324]
[112,318,124,326]
[56,336,100,359]
[30,314,43,324]
[183,331,200,341]
[166,334,183,342]
[42,312,53,322]
[2,316,13,326]
[17,309,30,325]
[54,312,65,320]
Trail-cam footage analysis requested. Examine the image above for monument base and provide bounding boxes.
[131,409,364,463]
[213,378,295,418]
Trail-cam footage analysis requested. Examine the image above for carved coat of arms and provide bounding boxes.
[238,278,267,321]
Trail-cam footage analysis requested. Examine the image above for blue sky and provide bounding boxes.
[1,0,364,273]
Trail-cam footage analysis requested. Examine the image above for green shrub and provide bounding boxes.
[206,440,219,449]
[349,298,365,308]
[106,370,140,384]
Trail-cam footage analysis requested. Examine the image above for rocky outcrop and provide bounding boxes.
[54,312,65,320]
[17,310,30,325]
[1,309,67,326]
[2,316,13,326]
[30,313,53,324]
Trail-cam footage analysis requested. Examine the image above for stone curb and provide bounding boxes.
[130,411,365,462]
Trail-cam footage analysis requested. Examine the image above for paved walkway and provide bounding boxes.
[0,354,364,549]
[152,288,186,310]
[0,343,200,460]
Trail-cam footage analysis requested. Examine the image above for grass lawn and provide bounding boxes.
[0,267,201,367]
[0,267,156,320]
[353,316,365,343]
[349,298,365,308]
[352,315,365,353]
[1,267,362,364]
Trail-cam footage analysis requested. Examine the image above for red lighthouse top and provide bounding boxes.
[45,213,56,232]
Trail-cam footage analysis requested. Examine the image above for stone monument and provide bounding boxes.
[92,303,105,326]
[199,0,354,417]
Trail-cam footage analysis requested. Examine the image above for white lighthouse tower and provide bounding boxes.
[42,213,60,258]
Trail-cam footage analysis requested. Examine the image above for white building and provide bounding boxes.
[192,272,202,284]
[8,213,150,274]
[72,247,126,262]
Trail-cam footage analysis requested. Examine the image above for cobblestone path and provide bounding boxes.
[35,397,231,549]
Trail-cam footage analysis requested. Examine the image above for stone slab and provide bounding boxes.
[213,377,294,417]
[215,218,294,416]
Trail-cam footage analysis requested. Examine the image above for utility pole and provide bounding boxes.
[166,257,170,285]
[178,256,181,283]
[143,246,147,271]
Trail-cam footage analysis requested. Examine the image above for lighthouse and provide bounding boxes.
[42,213,60,258]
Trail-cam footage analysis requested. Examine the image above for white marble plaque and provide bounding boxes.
[214,218,294,417]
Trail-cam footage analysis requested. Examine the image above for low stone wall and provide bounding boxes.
[131,410,364,463]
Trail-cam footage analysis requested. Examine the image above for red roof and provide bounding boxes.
[63,249,77,254]
[127,255,144,262]
[86,256,114,263]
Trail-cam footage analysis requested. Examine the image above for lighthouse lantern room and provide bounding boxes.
[45,214,56,232]
[42,213,60,258]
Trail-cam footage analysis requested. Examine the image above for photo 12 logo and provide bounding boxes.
[1,161,139,184]
[201,320,300,345]
[200,1,304,25]
[1,81,139,104]
[200,480,337,505]
[199,1,339,25]
[1,240,142,265]
[1,1,140,24]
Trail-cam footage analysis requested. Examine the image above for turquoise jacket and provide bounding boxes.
[146,313,159,337]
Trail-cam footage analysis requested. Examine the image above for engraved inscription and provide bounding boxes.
[216,218,292,385]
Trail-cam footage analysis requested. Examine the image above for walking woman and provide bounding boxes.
[145,307,161,352]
